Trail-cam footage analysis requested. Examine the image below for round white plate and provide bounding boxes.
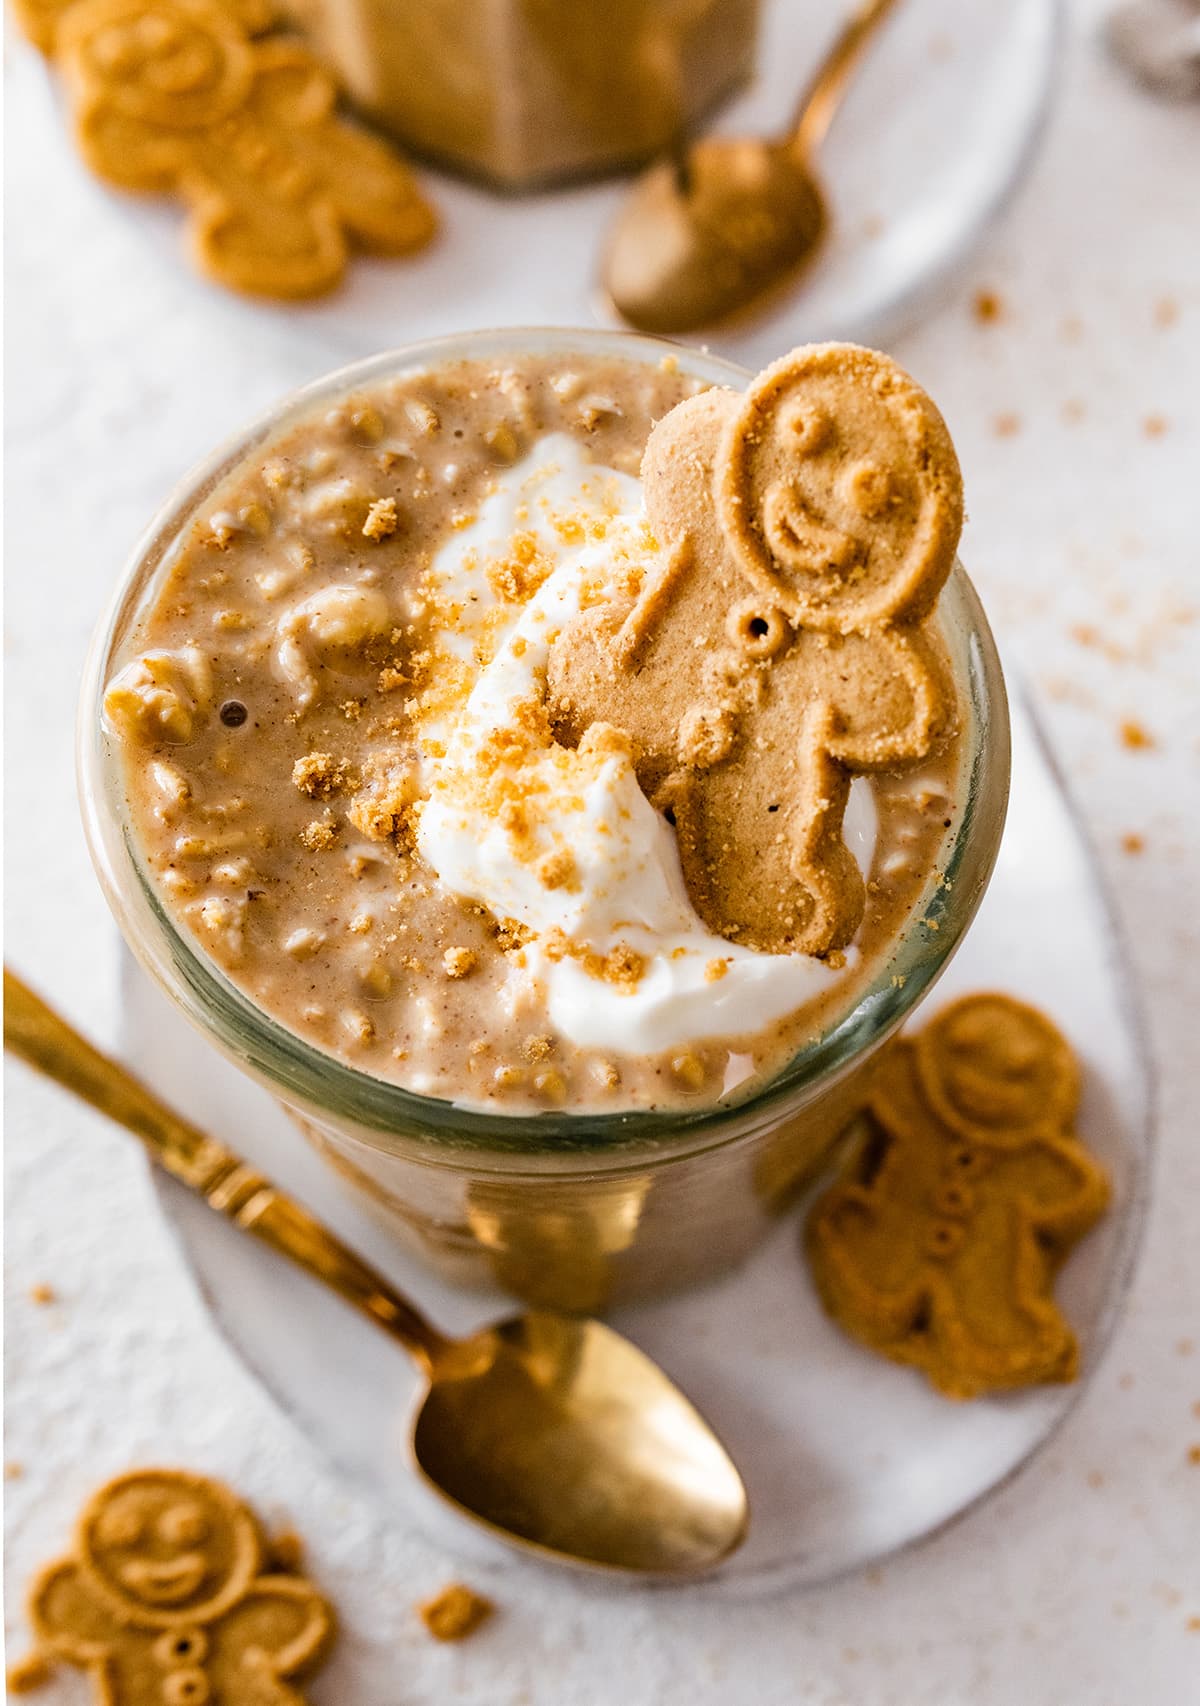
[119,688,1152,1599]
[30,0,1062,369]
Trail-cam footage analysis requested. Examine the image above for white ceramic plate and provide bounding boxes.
[119,688,1152,1599]
[28,0,1062,369]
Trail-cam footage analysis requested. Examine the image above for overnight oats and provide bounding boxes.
[82,330,1009,1306]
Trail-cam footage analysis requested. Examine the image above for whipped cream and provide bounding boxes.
[413,436,876,1055]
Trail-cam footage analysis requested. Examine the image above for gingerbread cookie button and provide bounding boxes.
[715,343,964,634]
[806,994,1111,1400]
[26,1468,335,1705]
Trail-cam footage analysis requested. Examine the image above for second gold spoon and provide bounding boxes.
[4,969,748,1576]
[603,0,902,334]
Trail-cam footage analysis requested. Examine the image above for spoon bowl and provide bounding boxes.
[413,1312,748,1573]
[603,138,825,336]
[603,0,900,335]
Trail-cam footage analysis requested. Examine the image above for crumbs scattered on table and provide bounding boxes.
[1119,720,1156,751]
[6,1461,25,1479]
[1186,1445,1200,1466]
[972,288,1004,324]
[28,1284,57,1306]
[1143,414,1169,439]
[1120,832,1145,856]
[1153,297,1179,329]
[1059,314,1084,343]
[418,1583,494,1641]
[992,413,1021,438]
[1061,398,1086,425]
[1085,1468,1105,1489]
[1179,1339,1195,1356]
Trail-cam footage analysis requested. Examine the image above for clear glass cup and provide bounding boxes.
[79,328,1011,1313]
[277,0,762,189]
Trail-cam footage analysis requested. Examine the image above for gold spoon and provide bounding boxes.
[4,969,748,1576]
[602,0,902,334]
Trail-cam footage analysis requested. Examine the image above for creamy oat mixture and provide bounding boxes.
[104,354,961,1113]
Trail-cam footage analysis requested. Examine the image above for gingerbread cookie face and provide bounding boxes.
[78,1470,261,1626]
[547,343,960,956]
[914,991,1081,1146]
[806,994,1110,1399]
[715,343,963,634]
[27,1468,335,1705]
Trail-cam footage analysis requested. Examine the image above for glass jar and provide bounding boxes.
[79,328,1011,1313]
[276,0,762,189]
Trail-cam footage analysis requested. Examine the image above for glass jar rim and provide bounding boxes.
[78,326,1012,1161]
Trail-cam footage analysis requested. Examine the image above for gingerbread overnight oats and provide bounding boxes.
[82,331,1008,1305]
[98,342,963,1115]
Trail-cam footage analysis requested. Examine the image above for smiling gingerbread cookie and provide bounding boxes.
[27,1468,334,1703]
[806,994,1111,1398]
[547,343,962,956]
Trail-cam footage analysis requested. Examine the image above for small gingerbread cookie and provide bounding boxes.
[805,994,1111,1399]
[42,0,434,298]
[548,343,961,956]
[26,1467,335,1704]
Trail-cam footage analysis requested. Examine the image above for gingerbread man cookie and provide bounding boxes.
[27,1468,334,1703]
[547,344,962,956]
[806,994,1111,1399]
[48,0,434,298]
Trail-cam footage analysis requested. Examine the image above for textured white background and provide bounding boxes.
[5,2,1199,1701]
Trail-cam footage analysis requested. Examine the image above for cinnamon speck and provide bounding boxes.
[418,1583,494,1642]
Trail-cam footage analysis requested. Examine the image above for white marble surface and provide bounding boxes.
[4,2,1199,1700]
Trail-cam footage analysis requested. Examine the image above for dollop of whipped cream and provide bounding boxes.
[413,435,876,1055]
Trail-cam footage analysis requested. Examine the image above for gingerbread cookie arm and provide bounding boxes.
[211,1576,335,1679]
[1005,1137,1111,1249]
[28,1557,122,1664]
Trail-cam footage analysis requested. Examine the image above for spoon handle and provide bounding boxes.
[4,968,447,1370]
[790,0,903,156]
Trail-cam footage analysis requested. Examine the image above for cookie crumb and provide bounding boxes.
[1153,297,1178,329]
[6,1653,54,1694]
[992,412,1021,439]
[705,957,729,983]
[300,819,338,851]
[1119,720,1155,751]
[442,946,477,980]
[1187,1445,1200,1466]
[29,1283,56,1306]
[1120,832,1145,855]
[523,1034,554,1063]
[293,752,350,798]
[418,1583,494,1642]
[1143,414,1168,439]
[972,288,1004,324]
[671,1052,706,1090]
[362,497,399,541]
[1061,398,1086,425]
[6,1461,25,1479]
